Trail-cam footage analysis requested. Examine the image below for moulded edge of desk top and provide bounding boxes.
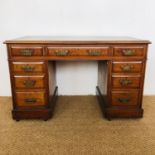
[4,36,151,44]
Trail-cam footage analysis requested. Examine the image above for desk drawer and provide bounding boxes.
[15,91,46,107]
[112,61,143,73]
[111,91,139,106]
[113,46,145,57]
[12,62,45,74]
[10,46,43,57]
[47,47,109,56]
[112,76,141,88]
[14,75,45,89]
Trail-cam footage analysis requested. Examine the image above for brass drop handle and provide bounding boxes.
[55,50,69,56]
[122,49,135,56]
[24,98,37,104]
[20,49,33,56]
[120,64,134,72]
[118,98,130,103]
[120,79,132,86]
[22,65,35,72]
[88,50,101,56]
[23,80,36,87]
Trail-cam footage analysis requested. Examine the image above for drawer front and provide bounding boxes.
[14,75,45,89]
[15,91,46,106]
[113,46,145,57]
[112,91,139,106]
[112,62,143,73]
[10,46,43,57]
[12,62,45,74]
[112,76,141,88]
[47,47,109,56]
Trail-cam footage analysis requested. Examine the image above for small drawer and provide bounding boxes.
[15,91,46,107]
[113,46,145,57]
[10,46,43,57]
[14,75,45,89]
[112,61,143,73]
[112,90,139,106]
[112,76,141,88]
[47,47,109,56]
[12,62,45,73]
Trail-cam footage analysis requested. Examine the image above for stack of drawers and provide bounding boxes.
[12,62,47,107]
[107,46,146,118]
[8,46,52,120]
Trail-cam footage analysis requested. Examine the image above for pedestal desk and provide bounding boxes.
[4,36,151,121]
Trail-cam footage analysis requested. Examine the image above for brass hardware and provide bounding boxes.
[20,49,33,56]
[22,65,35,72]
[24,98,37,104]
[118,98,130,103]
[122,49,135,56]
[119,79,132,86]
[88,50,101,56]
[23,80,36,88]
[55,50,69,56]
[120,64,134,72]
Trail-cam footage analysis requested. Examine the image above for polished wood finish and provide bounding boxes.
[14,75,45,89]
[15,91,46,107]
[113,46,145,57]
[47,46,109,56]
[10,46,43,57]
[111,90,139,106]
[112,61,143,73]
[112,75,141,88]
[4,36,150,120]
[12,62,45,74]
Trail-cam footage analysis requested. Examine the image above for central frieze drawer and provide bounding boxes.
[12,62,45,74]
[10,46,43,57]
[14,75,45,89]
[112,75,141,88]
[15,91,46,107]
[47,47,109,56]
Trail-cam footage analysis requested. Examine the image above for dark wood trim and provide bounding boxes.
[96,86,110,120]
[105,107,143,119]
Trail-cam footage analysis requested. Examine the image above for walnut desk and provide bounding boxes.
[4,36,151,121]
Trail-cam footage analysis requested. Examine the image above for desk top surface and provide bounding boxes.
[4,36,151,44]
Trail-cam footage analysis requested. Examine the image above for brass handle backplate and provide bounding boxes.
[122,49,135,56]
[119,79,132,86]
[88,50,101,56]
[118,98,130,103]
[55,50,69,56]
[22,65,35,72]
[20,49,33,56]
[23,80,36,87]
[24,98,37,104]
[120,64,134,72]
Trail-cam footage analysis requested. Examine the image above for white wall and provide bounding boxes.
[0,0,155,96]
